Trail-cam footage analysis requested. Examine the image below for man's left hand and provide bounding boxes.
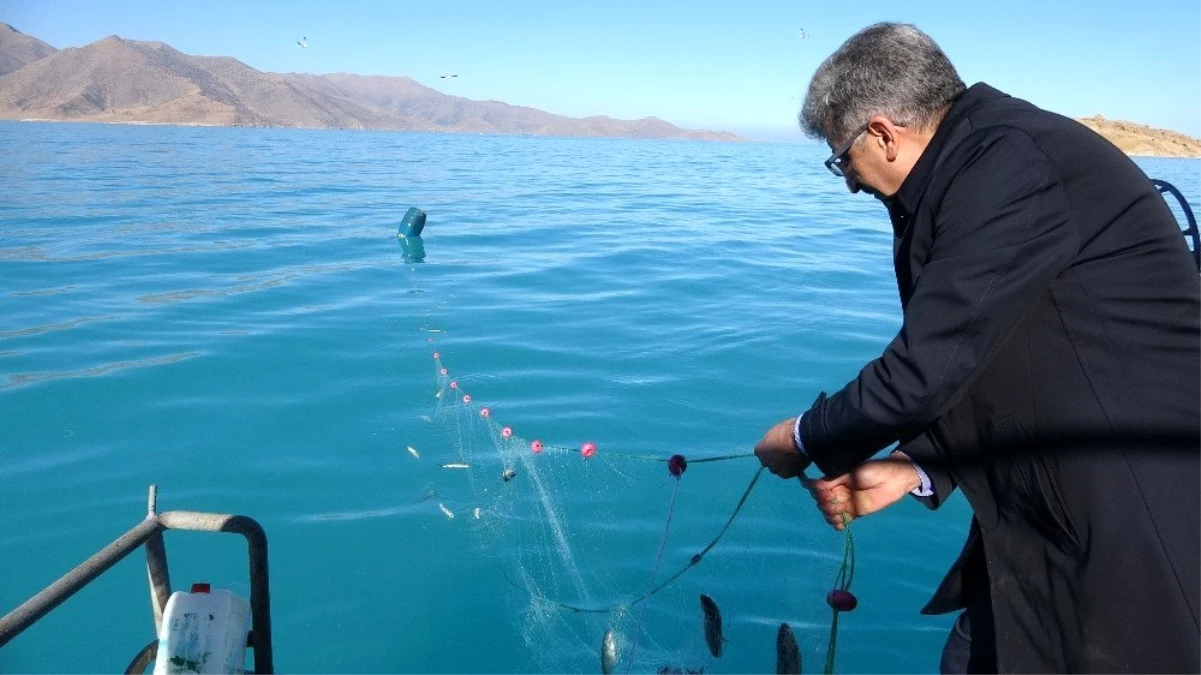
[802,456,922,530]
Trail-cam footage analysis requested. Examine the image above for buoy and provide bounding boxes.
[667,454,687,477]
[826,589,858,612]
[398,207,427,239]
[581,442,597,458]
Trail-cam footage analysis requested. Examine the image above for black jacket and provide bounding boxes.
[799,83,1200,673]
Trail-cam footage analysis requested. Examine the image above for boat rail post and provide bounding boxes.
[1151,178,1201,272]
[157,510,274,674]
[144,485,172,636]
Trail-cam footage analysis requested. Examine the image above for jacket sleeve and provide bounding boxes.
[802,128,1079,478]
[896,432,956,509]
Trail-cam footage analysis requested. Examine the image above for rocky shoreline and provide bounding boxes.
[1077,115,1201,158]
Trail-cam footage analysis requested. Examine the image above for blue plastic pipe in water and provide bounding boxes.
[398,207,426,239]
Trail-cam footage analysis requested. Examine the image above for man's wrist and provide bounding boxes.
[792,414,807,457]
[891,450,931,495]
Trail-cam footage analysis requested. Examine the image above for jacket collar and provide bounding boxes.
[890,83,1010,224]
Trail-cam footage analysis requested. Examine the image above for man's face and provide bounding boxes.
[837,133,894,203]
[826,116,935,203]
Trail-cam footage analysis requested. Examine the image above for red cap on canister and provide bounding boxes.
[190,582,211,593]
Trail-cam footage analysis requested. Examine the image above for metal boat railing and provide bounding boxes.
[0,485,273,673]
[1153,178,1201,272]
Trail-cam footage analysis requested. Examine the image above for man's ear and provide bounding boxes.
[867,115,900,161]
[884,130,900,161]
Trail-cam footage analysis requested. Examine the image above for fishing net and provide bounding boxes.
[402,236,855,675]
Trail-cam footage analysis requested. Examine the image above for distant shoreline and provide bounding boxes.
[5,116,1200,157]
[2,116,748,142]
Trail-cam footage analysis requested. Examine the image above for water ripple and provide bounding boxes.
[3,351,201,389]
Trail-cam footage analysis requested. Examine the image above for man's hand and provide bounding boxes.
[754,417,810,478]
[802,454,921,530]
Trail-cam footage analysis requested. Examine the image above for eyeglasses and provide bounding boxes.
[824,126,869,177]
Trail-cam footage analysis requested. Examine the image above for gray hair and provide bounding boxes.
[799,23,965,144]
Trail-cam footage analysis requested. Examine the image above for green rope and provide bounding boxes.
[824,513,856,675]
[599,451,756,464]
[517,466,765,614]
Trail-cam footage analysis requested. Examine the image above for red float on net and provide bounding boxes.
[480,408,490,418]
[433,351,440,359]
[531,440,544,453]
[667,454,688,477]
[826,589,858,612]
[502,427,513,438]
[463,394,472,403]
[581,442,597,458]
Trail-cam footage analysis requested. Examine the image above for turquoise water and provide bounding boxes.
[0,121,1196,674]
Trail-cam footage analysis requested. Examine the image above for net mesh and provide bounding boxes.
[407,258,846,674]
[425,350,841,673]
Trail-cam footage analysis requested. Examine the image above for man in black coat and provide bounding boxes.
[753,22,1200,673]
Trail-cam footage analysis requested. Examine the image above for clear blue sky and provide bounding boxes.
[3,0,1199,141]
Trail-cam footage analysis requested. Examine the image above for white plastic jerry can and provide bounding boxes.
[153,583,251,675]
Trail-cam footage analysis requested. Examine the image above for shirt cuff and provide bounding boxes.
[792,414,807,457]
[892,450,933,496]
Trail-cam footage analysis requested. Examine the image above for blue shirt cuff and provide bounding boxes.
[892,450,933,496]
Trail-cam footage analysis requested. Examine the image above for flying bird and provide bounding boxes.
[440,74,458,79]
[798,28,808,39]
[297,37,308,48]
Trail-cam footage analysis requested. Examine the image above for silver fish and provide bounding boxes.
[700,594,724,658]
[441,463,470,469]
[407,446,420,459]
[601,629,618,675]
[776,622,800,674]
[438,502,454,519]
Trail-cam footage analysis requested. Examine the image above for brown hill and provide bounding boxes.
[280,72,739,140]
[0,27,741,141]
[1077,115,1201,158]
[0,22,56,76]
[0,35,402,128]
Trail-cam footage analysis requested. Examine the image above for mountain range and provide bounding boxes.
[2,22,1199,156]
[0,22,741,141]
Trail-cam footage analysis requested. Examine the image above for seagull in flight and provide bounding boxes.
[440,74,458,79]
[798,28,808,39]
[297,37,308,48]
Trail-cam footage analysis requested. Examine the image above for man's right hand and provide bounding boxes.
[802,454,921,530]
[754,417,811,478]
